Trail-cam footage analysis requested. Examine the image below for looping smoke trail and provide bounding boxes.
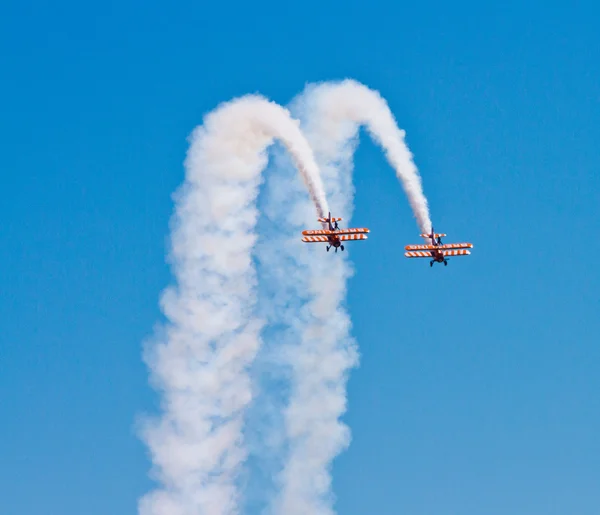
[263,80,433,514]
[300,79,432,233]
[139,95,328,515]
[255,140,357,515]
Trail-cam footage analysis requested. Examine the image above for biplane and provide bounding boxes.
[405,227,473,267]
[301,212,369,252]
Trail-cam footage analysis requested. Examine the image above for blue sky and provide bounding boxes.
[2,1,600,514]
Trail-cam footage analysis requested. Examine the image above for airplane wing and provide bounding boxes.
[404,250,435,258]
[302,235,329,243]
[302,234,368,243]
[302,228,370,236]
[405,244,437,251]
[405,249,471,258]
[302,229,333,236]
[318,217,342,223]
[333,228,369,235]
[420,233,446,238]
[405,243,473,251]
[441,249,471,257]
[339,234,368,241]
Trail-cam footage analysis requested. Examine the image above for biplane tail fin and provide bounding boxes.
[420,232,446,239]
[318,211,342,224]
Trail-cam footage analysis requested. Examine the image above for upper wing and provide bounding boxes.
[302,228,370,236]
[336,228,370,235]
[302,235,329,243]
[404,249,471,258]
[405,243,473,251]
[302,230,331,236]
[339,234,368,241]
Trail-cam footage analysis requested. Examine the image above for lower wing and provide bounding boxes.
[302,235,329,243]
[405,249,471,258]
[404,250,434,258]
[441,249,471,256]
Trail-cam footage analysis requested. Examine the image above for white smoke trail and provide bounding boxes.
[139,95,328,515]
[254,141,357,515]
[259,79,432,515]
[301,79,432,233]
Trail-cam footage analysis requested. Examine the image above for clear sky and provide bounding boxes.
[2,1,599,514]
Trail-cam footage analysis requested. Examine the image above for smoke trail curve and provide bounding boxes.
[264,79,432,514]
[139,95,329,515]
[301,79,432,233]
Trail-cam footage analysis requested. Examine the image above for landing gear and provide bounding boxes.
[444,260,448,266]
[341,245,345,251]
[326,246,330,252]
[430,261,434,267]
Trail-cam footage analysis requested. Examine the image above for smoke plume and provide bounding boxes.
[139,95,328,515]
[260,79,432,514]
[300,79,432,233]
[139,80,432,515]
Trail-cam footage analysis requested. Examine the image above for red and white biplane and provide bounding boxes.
[302,212,369,252]
[405,228,473,267]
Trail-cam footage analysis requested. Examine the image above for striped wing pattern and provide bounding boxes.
[405,249,471,258]
[318,217,342,223]
[405,243,473,251]
[302,235,329,243]
[302,228,370,236]
[302,234,368,243]
[339,234,367,241]
[404,251,434,258]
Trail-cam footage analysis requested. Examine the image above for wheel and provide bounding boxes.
[326,247,330,252]
[430,261,434,267]
[444,261,447,266]
[341,245,345,251]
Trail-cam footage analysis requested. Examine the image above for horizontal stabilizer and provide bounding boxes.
[420,233,446,238]
[405,243,473,251]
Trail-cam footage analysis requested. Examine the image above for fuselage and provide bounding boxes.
[428,235,445,262]
[327,220,342,247]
